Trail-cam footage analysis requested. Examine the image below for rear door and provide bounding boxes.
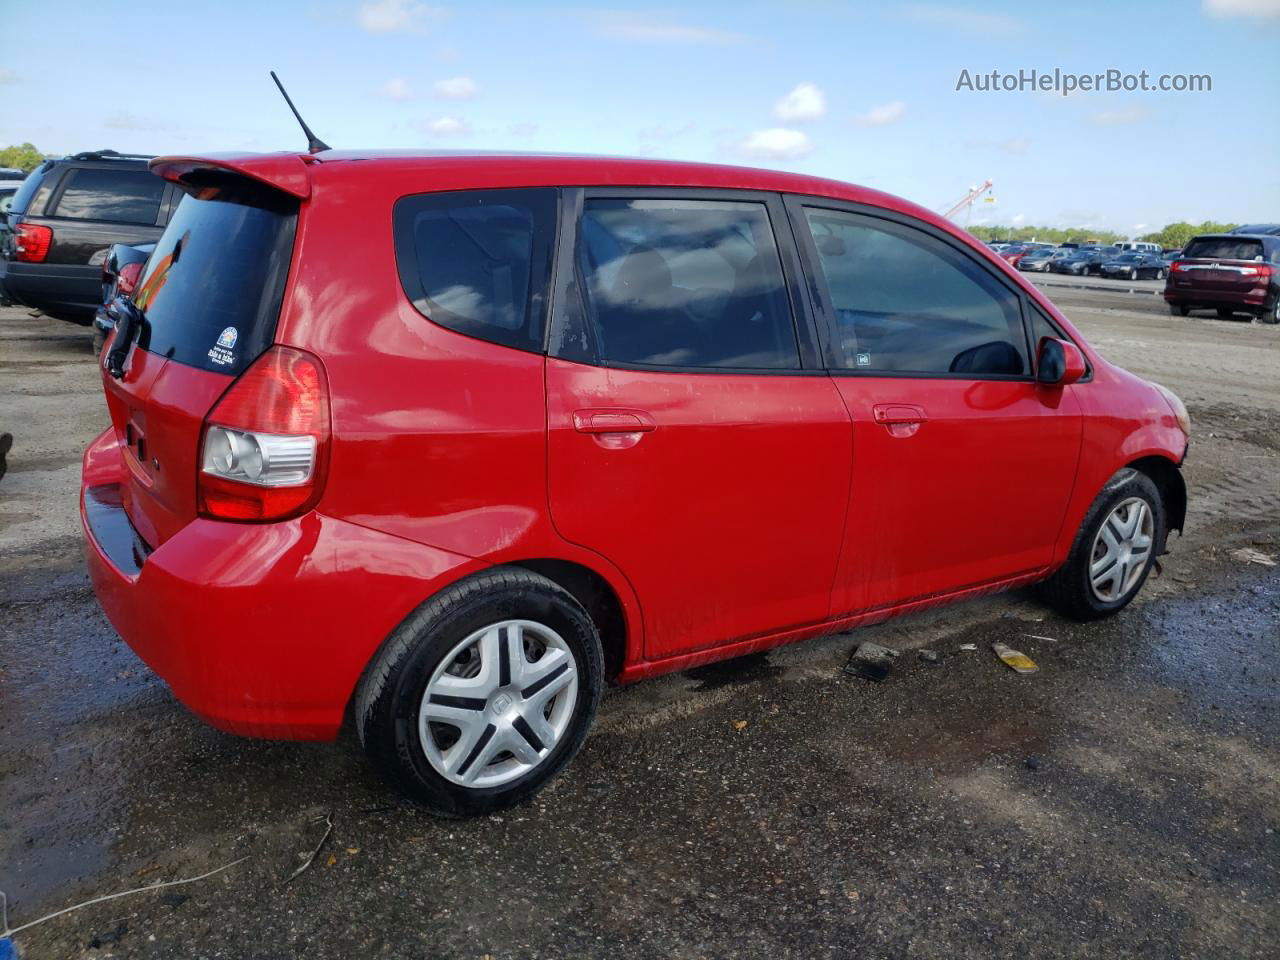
[788,198,1082,615]
[101,180,298,547]
[545,190,851,660]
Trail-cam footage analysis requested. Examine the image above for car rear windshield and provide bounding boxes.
[1181,237,1265,261]
[134,183,297,375]
[51,167,165,224]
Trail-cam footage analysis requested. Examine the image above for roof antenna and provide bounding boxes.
[270,70,331,154]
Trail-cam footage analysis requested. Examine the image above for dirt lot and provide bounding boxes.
[1,294,1277,960]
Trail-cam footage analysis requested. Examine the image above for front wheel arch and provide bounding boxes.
[1128,454,1186,550]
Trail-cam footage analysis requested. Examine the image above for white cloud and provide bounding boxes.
[903,4,1024,36]
[379,77,413,100]
[1011,214,1026,225]
[0,69,17,85]
[1089,105,1150,126]
[1203,0,1280,17]
[425,116,471,137]
[357,0,441,34]
[594,13,747,44]
[1133,223,1149,232]
[433,76,479,99]
[853,101,906,127]
[774,83,826,123]
[740,128,814,161]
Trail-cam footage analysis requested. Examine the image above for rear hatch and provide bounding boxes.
[1172,236,1267,297]
[101,174,299,547]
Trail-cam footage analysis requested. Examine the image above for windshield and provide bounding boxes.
[134,186,298,375]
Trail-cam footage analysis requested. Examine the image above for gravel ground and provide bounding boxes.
[0,294,1277,960]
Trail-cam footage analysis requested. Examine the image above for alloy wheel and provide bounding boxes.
[1089,497,1154,602]
[418,619,579,788]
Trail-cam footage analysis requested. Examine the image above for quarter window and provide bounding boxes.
[803,208,1027,376]
[394,188,557,352]
[51,168,165,224]
[576,198,800,370]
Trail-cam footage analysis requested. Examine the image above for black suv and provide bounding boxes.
[0,150,181,324]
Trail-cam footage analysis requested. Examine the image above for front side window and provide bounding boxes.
[394,188,557,352]
[802,208,1027,376]
[576,198,800,370]
[51,168,165,224]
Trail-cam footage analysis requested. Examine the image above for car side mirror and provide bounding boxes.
[1036,337,1086,386]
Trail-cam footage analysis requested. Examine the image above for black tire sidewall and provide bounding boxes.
[360,571,603,816]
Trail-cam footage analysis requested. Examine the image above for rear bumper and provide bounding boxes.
[1164,283,1276,311]
[80,428,484,740]
[0,259,99,322]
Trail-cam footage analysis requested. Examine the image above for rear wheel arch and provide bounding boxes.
[1127,454,1186,549]
[513,559,630,682]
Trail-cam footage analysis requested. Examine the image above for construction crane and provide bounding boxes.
[941,180,994,223]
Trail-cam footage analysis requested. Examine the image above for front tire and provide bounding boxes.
[355,568,604,816]
[1040,468,1165,621]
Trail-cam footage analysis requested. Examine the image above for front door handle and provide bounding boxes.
[872,403,926,438]
[572,409,657,434]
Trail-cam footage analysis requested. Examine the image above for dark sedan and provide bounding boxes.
[1099,253,1167,281]
[1050,249,1111,276]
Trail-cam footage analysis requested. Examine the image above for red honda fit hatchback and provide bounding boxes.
[82,151,1189,815]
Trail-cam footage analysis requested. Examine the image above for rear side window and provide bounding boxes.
[576,198,800,370]
[50,168,165,224]
[135,188,297,375]
[394,188,557,352]
[801,208,1027,377]
[7,164,51,217]
[1181,237,1264,261]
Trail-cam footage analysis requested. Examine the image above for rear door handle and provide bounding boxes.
[872,403,927,438]
[572,409,657,434]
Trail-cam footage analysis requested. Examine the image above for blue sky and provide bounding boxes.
[3,0,1278,234]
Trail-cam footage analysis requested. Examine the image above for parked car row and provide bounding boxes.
[988,241,1177,280]
[987,231,1278,320]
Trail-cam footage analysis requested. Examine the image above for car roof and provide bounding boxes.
[150,148,946,228]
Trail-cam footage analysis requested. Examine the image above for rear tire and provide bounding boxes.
[1217,308,1235,320]
[1040,468,1165,621]
[355,568,604,817]
[1170,304,1190,317]
[1262,300,1280,325]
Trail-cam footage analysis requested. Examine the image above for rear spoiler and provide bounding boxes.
[149,152,312,200]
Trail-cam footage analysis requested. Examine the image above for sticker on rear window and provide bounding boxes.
[855,352,871,366]
[208,326,239,366]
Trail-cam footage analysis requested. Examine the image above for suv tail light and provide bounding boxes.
[14,223,53,263]
[198,346,331,522]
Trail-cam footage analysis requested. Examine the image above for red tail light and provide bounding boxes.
[197,346,331,522]
[117,261,143,297]
[14,223,53,263]
[1170,261,1190,272]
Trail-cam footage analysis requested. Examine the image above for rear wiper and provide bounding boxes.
[104,297,143,380]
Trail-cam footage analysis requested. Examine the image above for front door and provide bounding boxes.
[546,192,852,660]
[788,200,1082,614]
